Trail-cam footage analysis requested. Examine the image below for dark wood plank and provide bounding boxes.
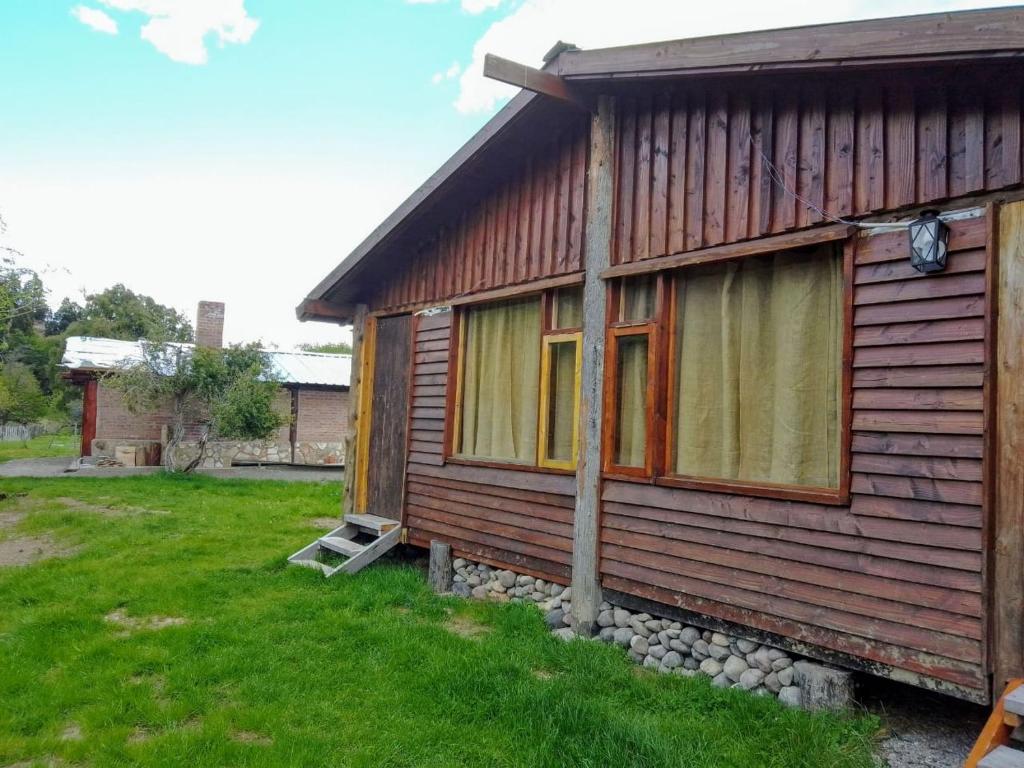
[851,472,983,506]
[684,90,706,251]
[852,409,983,435]
[852,387,982,411]
[667,91,688,254]
[650,93,671,258]
[853,364,984,388]
[853,317,986,347]
[851,431,984,459]
[853,341,983,367]
[851,452,984,482]
[854,296,986,326]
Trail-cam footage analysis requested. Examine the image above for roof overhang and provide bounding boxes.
[299,6,1024,322]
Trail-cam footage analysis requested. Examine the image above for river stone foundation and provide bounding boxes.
[451,557,853,710]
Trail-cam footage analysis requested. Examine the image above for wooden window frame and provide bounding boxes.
[601,274,668,480]
[537,331,583,470]
[444,282,584,475]
[602,235,854,506]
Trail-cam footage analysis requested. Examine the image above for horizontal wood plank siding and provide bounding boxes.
[373,121,589,313]
[612,70,1023,266]
[404,312,575,582]
[599,214,990,697]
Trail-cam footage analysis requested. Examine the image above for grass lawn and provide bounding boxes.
[0,475,880,767]
[0,434,79,463]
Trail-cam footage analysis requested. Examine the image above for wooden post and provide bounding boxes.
[342,304,368,518]
[993,201,1024,696]
[428,540,453,594]
[571,95,615,635]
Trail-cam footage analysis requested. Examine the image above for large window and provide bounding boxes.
[452,285,582,470]
[605,241,848,501]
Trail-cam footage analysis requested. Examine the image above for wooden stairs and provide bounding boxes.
[967,680,1024,767]
[288,514,401,577]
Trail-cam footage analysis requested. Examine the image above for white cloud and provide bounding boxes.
[90,0,259,64]
[453,0,1018,113]
[71,5,119,35]
[431,61,462,85]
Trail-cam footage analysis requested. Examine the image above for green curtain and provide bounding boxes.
[546,339,577,462]
[673,246,842,488]
[622,275,656,322]
[554,287,583,329]
[460,297,541,462]
[615,334,648,467]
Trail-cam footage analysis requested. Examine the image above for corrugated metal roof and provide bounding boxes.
[62,337,350,388]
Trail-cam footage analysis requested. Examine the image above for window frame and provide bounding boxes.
[602,236,854,506]
[537,331,582,470]
[443,280,584,475]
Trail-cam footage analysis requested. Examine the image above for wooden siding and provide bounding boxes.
[600,214,989,697]
[612,70,1023,266]
[372,122,589,313]
[404,311,575,582]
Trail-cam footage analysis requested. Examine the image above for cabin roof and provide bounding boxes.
[299,6,1024,323]
[62,336,352,388]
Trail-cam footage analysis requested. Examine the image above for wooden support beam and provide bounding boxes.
[342,304,369,518]
[483,53,587,109]
[428,540,453,594]
[297,298,351,322]
[993,201,1024,697]
[571,95,615,635]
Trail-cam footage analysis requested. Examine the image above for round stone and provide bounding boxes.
[692,639,710,658]
[649,644,668,660]
[708,644,730,662]
[767,648,787,661]
[711,632,730,646]
[545,609,565,629]
[516,574,534,587]
[597,610,615,628]
[777,667,795,687]
[778,686,801,707]
[498,570,517,589]
[491,582,506,594]
[753,648,774,673]
[630,635,650,655]
[452,558,467,570]
[711,672,731,688]
[598,626,616,643]
[736,638,758,654]
[683,657,700,671]
[645,619,663,632]
[549,584,565,598]
[471,585,489,599]
[452,582,471,597]
[679,627,701,645]
[553,627,575,642]
[764,671,782,694]
[561,588,572,602]
[643,655,660,669]
[739,669,765,690]
[531,591,545,602]
[613,609,631,628]
[467,575,481,587]
[699,658,723,677]
[629,620,652,638]
[723,655,749,682]
[668,639,690,654]
[612,627,634,647]
[661,651,682,669]
[771,657,793,671]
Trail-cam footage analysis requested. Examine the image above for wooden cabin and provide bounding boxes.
[299,8,1024,705]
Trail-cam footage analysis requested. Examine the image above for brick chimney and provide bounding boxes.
[196,301,225,348]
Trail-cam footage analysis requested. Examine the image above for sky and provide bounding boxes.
[0,0,1014,349]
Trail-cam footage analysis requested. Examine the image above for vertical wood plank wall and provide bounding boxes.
[599,215,990,699]
[372,120,589,313]
[611,72,1023,266]
[403,311,575,583]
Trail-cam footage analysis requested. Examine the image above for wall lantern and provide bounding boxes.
[908,209,950,274]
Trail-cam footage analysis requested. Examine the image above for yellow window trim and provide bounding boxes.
[355,316,377,514]
[537,331,582,471]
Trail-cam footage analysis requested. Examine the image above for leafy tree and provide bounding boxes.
[65,284,193,342]
[106,342,285,472]
[0,363,47,425]
[0,258,48,355]
[44,298,84,336]
[297,341,352,355]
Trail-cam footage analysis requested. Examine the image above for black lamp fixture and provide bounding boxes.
[908,209,950,274]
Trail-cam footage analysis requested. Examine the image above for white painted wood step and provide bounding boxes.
[345,513,400,533]
[980,746,1024,768]
[1006,688,1024,717]
[318,536,365,558]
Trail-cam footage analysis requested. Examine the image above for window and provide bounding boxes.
[451,285,582,471]
[604,275,661,476]
[669,246,843,490]
[604,240,849,500]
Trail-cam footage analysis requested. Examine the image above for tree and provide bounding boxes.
[0,363,47,425]
[0,258,48,355]
[297,341,352,355]
[44,298,84,336]
[105,342,285,472]
[65,284,193,342]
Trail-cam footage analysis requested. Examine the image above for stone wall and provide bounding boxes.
[451,557,853,711]
[293,441,344,465]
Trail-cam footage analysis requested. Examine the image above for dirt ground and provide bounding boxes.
[861,676,989,767]
[0,456,343,483]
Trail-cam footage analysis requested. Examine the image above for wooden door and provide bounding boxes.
[80,379,97,457]
[365,314,413,518]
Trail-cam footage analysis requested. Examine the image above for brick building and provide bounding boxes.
[63,301,351,467]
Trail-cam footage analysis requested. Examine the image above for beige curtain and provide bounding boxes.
[615,334,648,467]
[622,275,656,322]
[555,287,583,329]
[460,297,541,462]
[673,246,842,488]
[546,339,578,462]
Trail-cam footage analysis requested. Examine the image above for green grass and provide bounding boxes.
[0,475,880,767]
[0,433,79,463]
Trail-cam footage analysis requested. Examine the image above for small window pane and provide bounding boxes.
[621,275,656,322]
[553,286,583,329]
[545,339,578,463]
[614,334,648,467]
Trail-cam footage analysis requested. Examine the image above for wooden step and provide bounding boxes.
[980,746,1024,768]
[345,513,400,533]
[1006,689,1024,718]
[319,536,365,558]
